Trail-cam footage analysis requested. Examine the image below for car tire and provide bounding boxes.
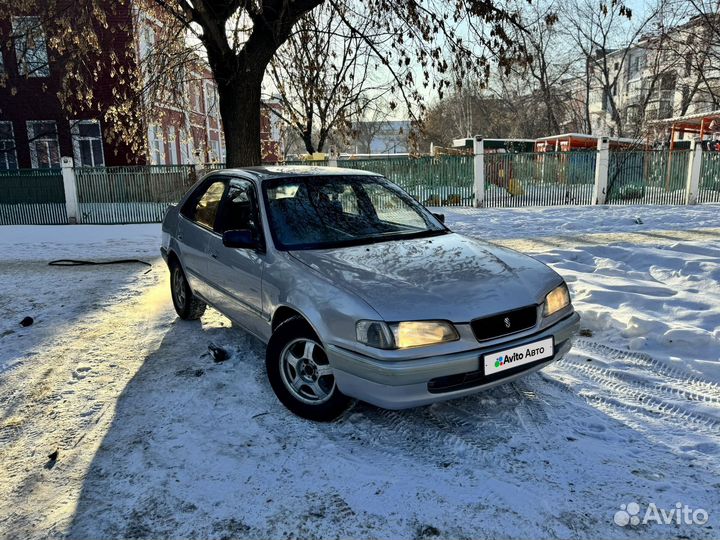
[170,259,206,320]
[266,316,351,421]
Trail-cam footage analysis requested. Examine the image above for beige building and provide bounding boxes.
[584,15,720,139]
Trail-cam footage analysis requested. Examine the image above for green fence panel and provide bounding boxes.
[607,150,688,205]
[337,156,473,206]
[699,151,720,203]
[75,165,196,224]
[483,151,596,207]
[0,168,68,224]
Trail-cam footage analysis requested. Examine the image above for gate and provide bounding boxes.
[338,156,473,206]
[607,150,689,205]
[483,151,596,207]
[698,151,720,203]
[75,165,196,224]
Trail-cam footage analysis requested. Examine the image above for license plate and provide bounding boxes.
[483,337,554,376]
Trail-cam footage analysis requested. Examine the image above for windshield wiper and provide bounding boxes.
[359,228,448,245]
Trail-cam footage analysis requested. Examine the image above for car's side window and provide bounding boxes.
[216,179,261,236]
[189,180,226,230]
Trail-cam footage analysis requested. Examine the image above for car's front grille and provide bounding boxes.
[470,305,538,342]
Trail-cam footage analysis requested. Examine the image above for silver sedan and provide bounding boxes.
[161,166,580,421]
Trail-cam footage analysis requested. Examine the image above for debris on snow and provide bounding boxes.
[208,344,230,363]
[45,450,58,469]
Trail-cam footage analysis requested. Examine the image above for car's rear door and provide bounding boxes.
[204,177,266,334]
[177,177,228,299]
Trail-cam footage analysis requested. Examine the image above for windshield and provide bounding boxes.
[262,175,447,250]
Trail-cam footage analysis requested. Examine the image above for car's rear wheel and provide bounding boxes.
[170,260,206,320]
[266,316,351,421]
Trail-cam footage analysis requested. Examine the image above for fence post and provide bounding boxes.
[328,147,338,167]
[592,137,610,204]
[473,136,484,208]
[685,139,702,205]
[60,156,79,224]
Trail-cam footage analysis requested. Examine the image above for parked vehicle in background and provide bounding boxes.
[161,166,580,421]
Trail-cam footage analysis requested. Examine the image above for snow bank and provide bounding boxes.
[441,203,720,240]
[0,224,162,262]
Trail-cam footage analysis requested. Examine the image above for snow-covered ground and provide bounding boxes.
[0,204,719,539]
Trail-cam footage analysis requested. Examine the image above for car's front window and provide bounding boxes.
[263,175,446,250]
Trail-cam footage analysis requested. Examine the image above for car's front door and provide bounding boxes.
[177,177,227,299]
[205,177,266,334]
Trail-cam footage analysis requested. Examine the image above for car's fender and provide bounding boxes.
[262,251,384,351]
[161,204,183,266]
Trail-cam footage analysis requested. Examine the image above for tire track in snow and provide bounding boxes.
[579,392,717,454]
[358,407,491,463]
[573,339,720,401]
[561,355,720,406]
[560,356,720,434]
[330,379,556,471]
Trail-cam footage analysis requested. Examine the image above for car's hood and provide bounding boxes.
[288,232,561,322]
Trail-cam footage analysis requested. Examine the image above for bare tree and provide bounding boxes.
[265,4,389,155]
[342,99,396,154]
[503,0,577,135]
[566,0,656,137]
[665,3,720,115]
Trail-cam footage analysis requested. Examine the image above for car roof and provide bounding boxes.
[215,165,381,180]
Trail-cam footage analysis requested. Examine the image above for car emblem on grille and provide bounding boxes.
[504,317,512,328]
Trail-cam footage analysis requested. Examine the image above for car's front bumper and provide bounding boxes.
[327,311,580,409]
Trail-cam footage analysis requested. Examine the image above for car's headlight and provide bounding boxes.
[356,320,459,349]
[543,284,571,316]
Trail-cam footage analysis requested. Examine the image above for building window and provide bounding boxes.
[205,82,218,118]
[210,137,221,162]
[628,58,636,78]
[180,129,193,164]
[140,25,155,62]
[12,16,50,77]
[191,80,203,112]
[168,127,179,164]
[0,122,18,170]
[70,120,105,167]
[27,121,59,168]
[148,125,164,164]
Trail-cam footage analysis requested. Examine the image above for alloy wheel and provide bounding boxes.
[279,338,335,404]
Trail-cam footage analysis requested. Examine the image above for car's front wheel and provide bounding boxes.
[266,316,351,421]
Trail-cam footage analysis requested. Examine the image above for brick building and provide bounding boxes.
[0,2,280,169]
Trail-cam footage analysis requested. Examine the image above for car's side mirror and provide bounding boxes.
[222,229,257,249]
[432,212,445,224]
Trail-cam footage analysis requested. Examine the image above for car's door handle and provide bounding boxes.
[177,233,183,241]
[210,252,218,259]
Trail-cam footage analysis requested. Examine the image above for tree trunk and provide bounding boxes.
[218,73,263,167]
[302,131,316,154]
[584,60,592,135]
